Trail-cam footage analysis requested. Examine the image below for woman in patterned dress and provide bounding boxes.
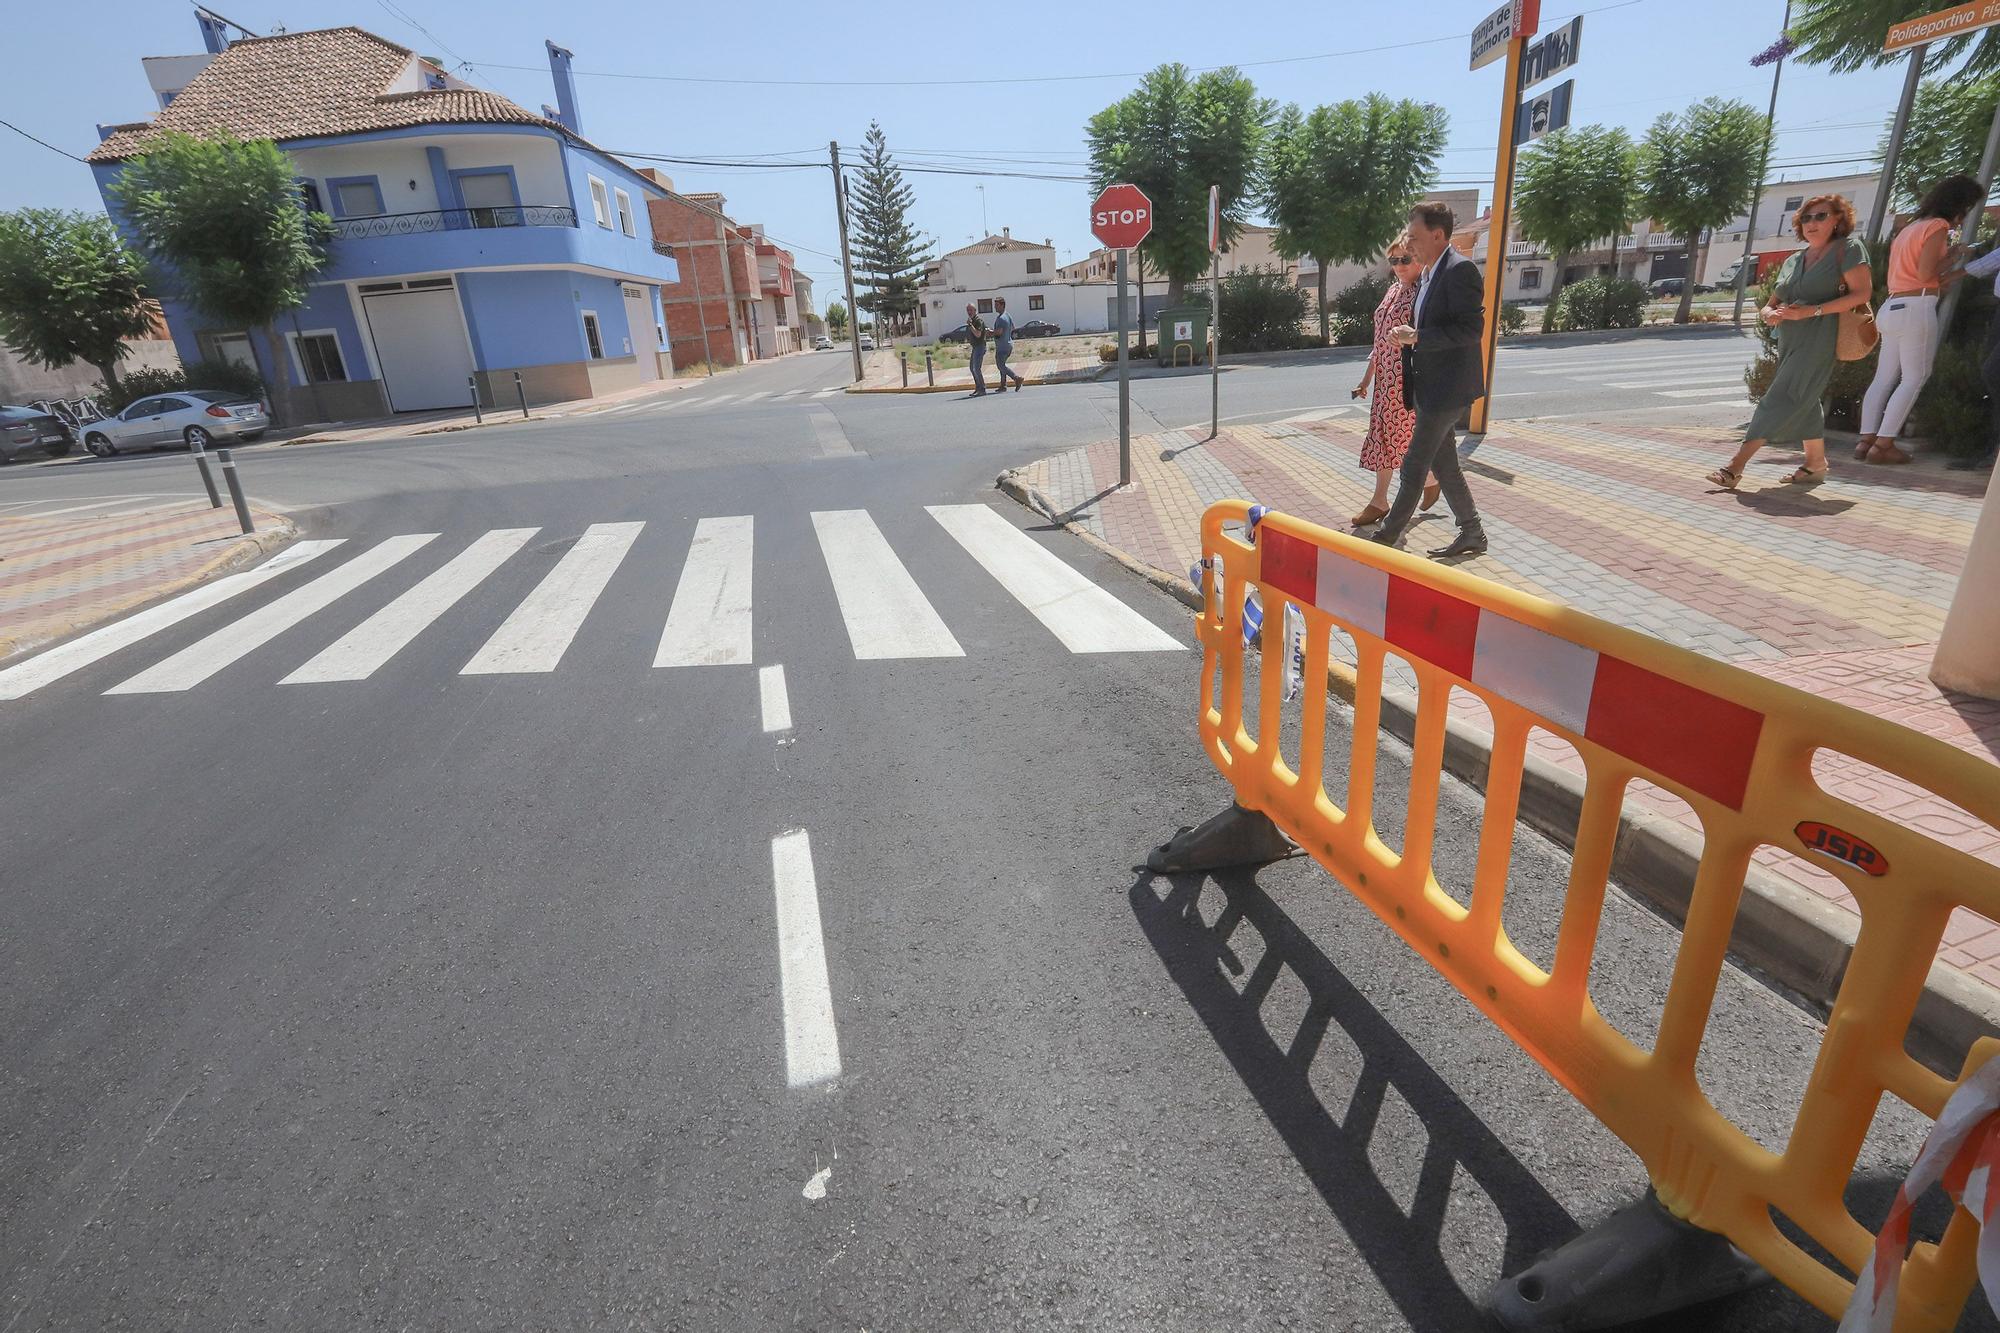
[1350,232,1440,526]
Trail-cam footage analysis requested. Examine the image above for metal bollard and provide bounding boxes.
[468,375,483,424]
[901,355,908,388]
[216,448,254,534]
[189,440,223,508]
[926,351,934,387]
[513,370,529,419]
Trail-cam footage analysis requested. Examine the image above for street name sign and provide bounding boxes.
[1091,183,1154,251]
[1471,0,1542,69]
[1884,0,2000,52]
[1522,15,1582,86]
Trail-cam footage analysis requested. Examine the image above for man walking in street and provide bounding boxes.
[992,297,1028,392]
[1372,201,1489,558]
[965,302,989,397]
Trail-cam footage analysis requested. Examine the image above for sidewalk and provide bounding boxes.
[851,347,1103,393]
[1007,412,2000,990]
[0,498,294,662]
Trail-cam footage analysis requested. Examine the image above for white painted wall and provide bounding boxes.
[912,282,1115,340]
[289,133,568,217]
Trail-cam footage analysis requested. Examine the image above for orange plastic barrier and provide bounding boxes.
[1193,499,2000,1328]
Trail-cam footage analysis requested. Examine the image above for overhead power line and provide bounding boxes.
[1,116,86,164]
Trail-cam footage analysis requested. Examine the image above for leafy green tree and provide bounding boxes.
[1513,125,1640,331]
[1262,96,1449,343]
[849,123,927,337]
[0,208,154,387]
[1879,73,2000,208]
[1639,99,1768,324]
[110,132,331,422]
[1087,64,1273,301]
[1794,0,2000,75]
[826,300,848,337]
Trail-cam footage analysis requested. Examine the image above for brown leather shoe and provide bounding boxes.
[1420,481,1442,511]
[1351,504,1388,526]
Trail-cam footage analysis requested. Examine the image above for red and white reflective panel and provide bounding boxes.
[1259,529,1765,812]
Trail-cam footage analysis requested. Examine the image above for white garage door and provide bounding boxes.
[621,285,658,382]
[362,287,475,411]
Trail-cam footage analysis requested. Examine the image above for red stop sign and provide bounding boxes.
[1091,183,1154,250]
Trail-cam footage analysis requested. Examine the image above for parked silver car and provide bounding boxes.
[79,390,269,457]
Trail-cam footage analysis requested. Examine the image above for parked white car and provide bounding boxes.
[80,390,270,457]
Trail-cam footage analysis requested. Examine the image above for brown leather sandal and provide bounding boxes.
[1854,435,1878,460]
[1867,442,1913,465]
[1706,465,1741,490]
[1784,465,1828,487]
[1420,481,1442,511]
[1351,503,1389,526]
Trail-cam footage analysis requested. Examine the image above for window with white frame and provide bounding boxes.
[581,311,605,359]
[1520,267,1542,290]
[614,188,636,237]
[588,177,611,228]
[289,330,348,383]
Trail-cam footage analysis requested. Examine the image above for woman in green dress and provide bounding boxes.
[1707,193,1873,489]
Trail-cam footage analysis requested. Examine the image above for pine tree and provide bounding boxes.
[849,123,927,337]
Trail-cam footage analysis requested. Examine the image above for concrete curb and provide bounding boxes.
[994,469,1998,1076]
[0,515,298,665]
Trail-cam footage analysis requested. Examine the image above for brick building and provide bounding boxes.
[644,178,762,370]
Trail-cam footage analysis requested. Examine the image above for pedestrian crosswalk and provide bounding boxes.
[590,384,846,419]
[1507,344,1754,410]
[0,505,1182,699]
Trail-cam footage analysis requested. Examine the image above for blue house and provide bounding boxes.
[89,20,679,419]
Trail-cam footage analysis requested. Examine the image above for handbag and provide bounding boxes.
[1836,281,1879,361]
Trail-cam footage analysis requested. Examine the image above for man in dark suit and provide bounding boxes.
[1372,201,1489,558]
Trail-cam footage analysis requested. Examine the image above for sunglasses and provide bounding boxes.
[1799,210,1833,223]
[1387,255,1415,265]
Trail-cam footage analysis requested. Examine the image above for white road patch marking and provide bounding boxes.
[772,830,842,1089]
[702,393,738,407]
[759,664,792,733]
[810,510,962,659]
[812,386,841,398]
[461,522,643,674]
[282,527,537,683]
[0,540,343,700]
[802,1166,831,1200]
[106,535,435,693]
[655,515,754,667]
[927,504,1183,653]
[1655,384,1754,398]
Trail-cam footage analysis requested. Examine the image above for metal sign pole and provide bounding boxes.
[1468,30,1528,434]
[1209,183,1221,440]
[1117,246,1131,486]
[1871,46,1927,243]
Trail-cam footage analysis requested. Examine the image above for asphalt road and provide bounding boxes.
[2,332,1978,1331]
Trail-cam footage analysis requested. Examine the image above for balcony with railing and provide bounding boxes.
[328,205,578,239]
[320,202,677,285]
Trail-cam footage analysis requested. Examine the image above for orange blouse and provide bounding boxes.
[1888,217,1949,291]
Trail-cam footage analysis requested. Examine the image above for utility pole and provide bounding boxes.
[686,223,716,374]
[830,140,863,384]
[1733,0,1790,327]
[1870,44,1928,244]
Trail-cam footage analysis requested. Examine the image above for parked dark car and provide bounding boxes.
[936,324,973,343]
[1014,320,1060,338]
[0,405,73,462]
[1648,277,1685,297]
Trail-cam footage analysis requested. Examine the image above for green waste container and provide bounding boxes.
[1156,306,1209,367]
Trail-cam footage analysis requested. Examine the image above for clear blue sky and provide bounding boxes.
[5,0,1921,314]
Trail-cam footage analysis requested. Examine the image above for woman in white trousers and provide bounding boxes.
[1856,175,1985,465]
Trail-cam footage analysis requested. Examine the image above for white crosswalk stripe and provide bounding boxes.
[1657,385,1752,399]
[812,387,841,398]
[927,505,1183,653]
[461,522,642,674]
[3,506,1187,697]
[656,515,754,667]
[0,540,344,700]
[282,528,537,683]
[107,535,436,694]
[738,391,772,404]
[811,509,963,659]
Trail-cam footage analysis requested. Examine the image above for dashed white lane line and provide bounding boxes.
[771,829,842,1089]
[1656,385,1754,398]
[759,663,793,733]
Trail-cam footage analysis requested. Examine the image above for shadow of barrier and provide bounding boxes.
[1152,499,2000,1331]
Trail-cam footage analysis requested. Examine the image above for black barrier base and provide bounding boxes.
[1147,803,1295,874]
[1485,1190,1769,1331]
